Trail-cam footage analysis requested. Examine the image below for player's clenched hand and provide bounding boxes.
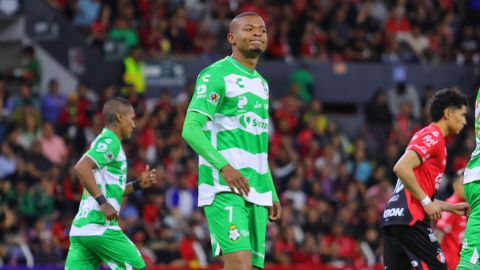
[423,202,442,221]
[220,164,250,197]
[450,202,470,216]
[268,201,282,222]
[100,203,118,221]
[139,165,157,189]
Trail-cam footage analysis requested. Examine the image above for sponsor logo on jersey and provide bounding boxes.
[383,208,404,218]
[240,229,250,237]
[96,142,108,152]
[393,181,404,194]
[228,224,240,241]
[422,134,439,148]
[388,195,399,203]
[429,229,437,242]
[239,112,268,132]
[238,96,248,109]
[196,84,207,98]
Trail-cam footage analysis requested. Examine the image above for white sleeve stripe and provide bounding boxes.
[188,109,214,121]
[83,153,102,169]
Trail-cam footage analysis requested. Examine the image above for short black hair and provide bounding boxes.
[102,97,132,125]
[429,88,467,122]
[229,12,262,32]
[234,12,260,19]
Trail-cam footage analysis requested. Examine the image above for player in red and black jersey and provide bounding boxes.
[435,169,467,270]
[382,88,470,270]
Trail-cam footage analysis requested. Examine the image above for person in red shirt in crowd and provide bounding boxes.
[320,222,361,266]
[435,169,467,270]
[384,6,411,34]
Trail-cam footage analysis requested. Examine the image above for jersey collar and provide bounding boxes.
[226,56,257,76]
[102,128,121,143]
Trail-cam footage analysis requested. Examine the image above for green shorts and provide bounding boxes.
[203,192,268,269]
[65,229,145,270]
[459,182,480,269]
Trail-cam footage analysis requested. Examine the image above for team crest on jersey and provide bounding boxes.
[436,249,445,263]
[105,152,114,162]
[208,92,220,105]
[228,224,240,241]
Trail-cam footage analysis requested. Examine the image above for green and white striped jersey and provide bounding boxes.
[465,89,480,184]
[188,56,274,207]
[70,128,127,236]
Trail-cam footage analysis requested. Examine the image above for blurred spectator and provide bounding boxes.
[347,147,372,184]
[89,5,112,52]
[289,64,314,103]
[34,175,56,219]
[384,6,411,35]
[364,89,392,148]
[456,25,480,65]
[14,180,36,221]
[282,176,307,211]
[108,17,139,52]
[398,25,430,62]
[320,222,361,267]
[39,122,68,165]
[26,141,52,184]
[0,98,9,144]
[17,112,41,150]
[41,78,67,124]
[165,177,197,218]
[72,0,101,29]
[0,78,9,105]
[386,68,421,121]
[122,46,145,96]
[0,143,16,179]
[165,6,194,54]
[12,46,42,89]
[6,83,40,117]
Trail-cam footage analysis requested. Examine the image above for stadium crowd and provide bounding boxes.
[47,0,480,64]
[0,68,475,267]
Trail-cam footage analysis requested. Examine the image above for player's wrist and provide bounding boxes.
[131,181,142,191]
[219,164,230,173]
[95,194,108,205]
[421,195,432,207]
